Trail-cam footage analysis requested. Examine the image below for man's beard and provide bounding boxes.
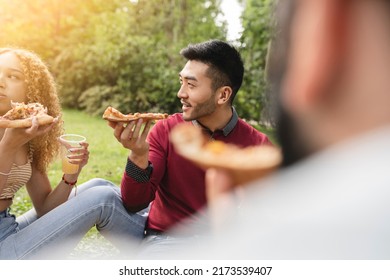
[182,94,216,121]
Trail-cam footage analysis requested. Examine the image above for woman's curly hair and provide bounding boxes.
[0,48,63,173]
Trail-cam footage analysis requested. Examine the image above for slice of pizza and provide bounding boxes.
[170,123,282,185]
[0,101,56,128]
[102,106,168,122]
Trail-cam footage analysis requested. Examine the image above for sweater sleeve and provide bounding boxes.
[120,120,168,212]
[262,134,273,146]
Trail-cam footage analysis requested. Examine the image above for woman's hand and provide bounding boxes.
[69,141,89,171]
[58,138,90,173]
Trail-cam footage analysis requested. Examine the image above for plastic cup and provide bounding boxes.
[59,134,86,174]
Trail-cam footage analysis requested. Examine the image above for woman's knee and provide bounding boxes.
[75,178,117,194]
[83,178,116,188]
[82,183,121,204]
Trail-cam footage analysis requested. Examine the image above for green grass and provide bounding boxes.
[12,109,128,258]
[12,109,129,216]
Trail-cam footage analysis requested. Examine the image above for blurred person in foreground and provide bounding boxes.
[107,39,272,257]
[177,0,390,259]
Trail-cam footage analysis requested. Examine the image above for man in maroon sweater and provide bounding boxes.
[110,39,271,254]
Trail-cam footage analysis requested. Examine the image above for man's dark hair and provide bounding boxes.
[180,39,244,103]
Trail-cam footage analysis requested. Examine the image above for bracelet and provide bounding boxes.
[62,174,77,186]
[0,170,11,176]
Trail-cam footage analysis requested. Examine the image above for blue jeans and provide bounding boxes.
[0,178,148,259]
[137,234,204,259]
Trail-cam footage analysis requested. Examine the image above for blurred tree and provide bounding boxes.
[238,0,275,126]
[0,0,227,115]
[0,0,277,123]
[0,0,118,58]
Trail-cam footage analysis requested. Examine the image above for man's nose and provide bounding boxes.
[177,85,187,99]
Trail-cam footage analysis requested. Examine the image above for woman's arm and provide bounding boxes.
[26,168,72,217]
[0,140,18,194]
[0,118,56,195]
[26,141,89,217]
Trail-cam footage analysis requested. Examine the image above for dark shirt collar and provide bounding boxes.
[192,107,238,137]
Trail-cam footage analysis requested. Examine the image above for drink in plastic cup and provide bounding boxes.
[59,134,86,174]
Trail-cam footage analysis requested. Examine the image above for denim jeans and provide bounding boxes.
[137,234,204,259]
[0,178,148,259]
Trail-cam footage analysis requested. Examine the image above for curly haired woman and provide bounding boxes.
[0,48,147,259]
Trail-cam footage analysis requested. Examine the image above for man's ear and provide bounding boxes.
[217,86,233,105]
[281,0,348,114]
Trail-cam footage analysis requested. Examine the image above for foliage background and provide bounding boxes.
[0,0,275,124]
[1,0,276,258]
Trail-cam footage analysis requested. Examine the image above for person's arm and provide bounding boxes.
[109,119,167,212]
[26,141,89,217]
[120,119,169,212]
[0,118,56,196]
[120,159,155,212]
[205,168,238,232]
[26,168,72,217]
[205,126,276,230]
[0,139,18,194]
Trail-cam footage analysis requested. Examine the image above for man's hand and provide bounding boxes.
[109,119,153,169]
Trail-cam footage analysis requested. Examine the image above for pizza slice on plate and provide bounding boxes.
[170,123,282,185]
[102,106,168,122]
[0,101,56,128]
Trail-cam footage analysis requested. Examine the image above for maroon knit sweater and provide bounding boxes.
[121,112,272,232]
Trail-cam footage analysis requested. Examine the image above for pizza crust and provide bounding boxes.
[102,106,168,122]
[170,123,282,185]
[0,114,55,128]
[0,101,56,128]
